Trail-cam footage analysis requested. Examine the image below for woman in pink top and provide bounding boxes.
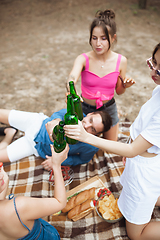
[66,9,135,141]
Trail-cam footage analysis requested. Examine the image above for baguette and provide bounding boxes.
[62,187,96,213]
[67,199,94,221]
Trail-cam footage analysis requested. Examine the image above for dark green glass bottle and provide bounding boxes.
[52,121,65,141]
[53,128,66,153]
[69,81,83,121]
[64,94,78,144]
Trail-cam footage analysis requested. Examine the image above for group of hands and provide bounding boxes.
[42,117,127,171]
[41,118,84,171]
[42,74,134,171]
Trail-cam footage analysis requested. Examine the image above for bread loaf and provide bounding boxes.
[67,199,94,221]
[62,187,96,213]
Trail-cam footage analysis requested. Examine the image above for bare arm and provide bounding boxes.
[116,56,135,95]
[64,121,153,158]
[45,118,61,141]
[17,144,69,220]
[66,54,86,91]
[0,166,9,200]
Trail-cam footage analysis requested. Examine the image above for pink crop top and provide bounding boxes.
[81,53,122,109]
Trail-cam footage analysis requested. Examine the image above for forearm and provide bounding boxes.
[66,73,80,92]
[66,74,76,92]
[52,164,66,207]
[64,119,152,158]
[116,86,126,95]
[84,133,151,158]
[0,179,9,200]
[116,77,126,95]
[66,55,84,91]
[0,190,8,200]
[85,134,131,156]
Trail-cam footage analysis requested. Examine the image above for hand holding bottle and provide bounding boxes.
[64,94,78,144]
[53,127,66,153]
[64,120,89,143]
[69,81,83,121]
[45,118,61,142]
[51,144,69,167]
[41,144,69,171]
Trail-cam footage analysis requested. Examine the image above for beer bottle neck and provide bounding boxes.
[67,94,75,114]
[59,120,65,128]
[56,129,65,143]
[69,81,77,96]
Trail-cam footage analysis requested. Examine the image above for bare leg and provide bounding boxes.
[155,196,160,206]
[0,109,11,125]
[0,128,17,162]
[103,122,119,141]
[126,220,160,240]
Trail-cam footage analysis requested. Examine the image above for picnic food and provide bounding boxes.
[62,187,96,213]
[67,199,94,221]
[97,188,122,220]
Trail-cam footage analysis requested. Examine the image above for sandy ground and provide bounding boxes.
[0,0,160,123]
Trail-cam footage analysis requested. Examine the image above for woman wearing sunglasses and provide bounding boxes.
[64,43,160,240]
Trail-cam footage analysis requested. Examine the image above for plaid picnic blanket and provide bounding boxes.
[4,120,160,240]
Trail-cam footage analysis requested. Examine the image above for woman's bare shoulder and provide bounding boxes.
[112,51,127,61]
[75,51,93,64]
[120,54,127,63]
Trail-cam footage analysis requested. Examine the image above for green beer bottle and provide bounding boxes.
[52,121,65,141]
[53,128,66,153]
[64,94,78,144]
[69,81,83,121]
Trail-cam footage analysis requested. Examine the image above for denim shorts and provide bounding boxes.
[81,98,119,127]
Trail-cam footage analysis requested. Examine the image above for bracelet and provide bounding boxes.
[119,75,126,88]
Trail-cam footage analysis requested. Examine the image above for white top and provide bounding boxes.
[130,86,160,154]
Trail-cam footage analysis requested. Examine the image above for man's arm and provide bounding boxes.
[45,118,61,142]
[45,109,67,142]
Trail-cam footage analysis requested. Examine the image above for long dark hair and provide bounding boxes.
[152,43,160,60]
[89,9,117,49]
[93,110,112,134]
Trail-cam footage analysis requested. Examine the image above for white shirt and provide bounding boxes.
[130,86,160,154]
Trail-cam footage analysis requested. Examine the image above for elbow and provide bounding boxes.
[61,200,67,210]
[56,199,67,213]
[125,147,137,158]
[116,89,125,95]
[126,153,137,158]
[59,198,67,210]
